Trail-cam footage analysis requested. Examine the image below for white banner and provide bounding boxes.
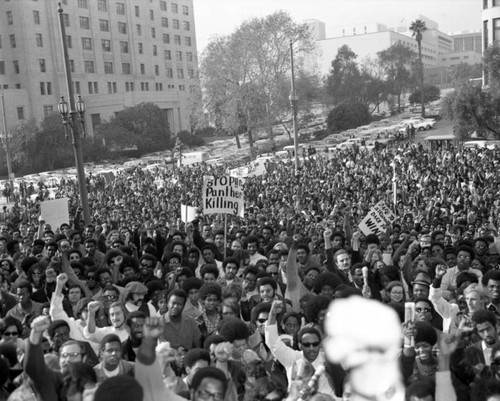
[202,176,244,216]
[180,204,198,223]
[40,198,70,231]
[358,201,395,236]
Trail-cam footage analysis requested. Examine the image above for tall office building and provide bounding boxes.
[482,0,500,85]
[0,0,199,136]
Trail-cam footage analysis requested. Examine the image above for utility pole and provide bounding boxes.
[289,40,299,173]
[0,93,14,193]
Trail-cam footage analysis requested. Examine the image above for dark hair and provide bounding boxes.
[126,311,146,327]
[182,277,203,293]
[471,378,500,401]
[84,238,97,246]
[1,317,22,335]
[482,269,500,287]
[120,256,139,274]
[222,257,238,270]
[250,302,271,325]
[48,320,70,339]
[257,276,277,291]
[99,333,122,353]
[305,295,331,323]
[167,288,188,303]
[313,272,342,294]
[16,279,32,293]
[406,379,435,401]
[471,309,497,328]
[184,348,211,369]
[191,367,228,394]
[95,268,112,283]
[198,283,222,301]
[296,243,310,255]
[200,264,219,279]
[218,317,249,341]
[297,326,322,343]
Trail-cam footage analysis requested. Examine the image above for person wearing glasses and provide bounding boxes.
[25,315,89,400]
[265,300,338,398]
[93,333,134,383]
[0,316,21,344]
[440,245,482,292]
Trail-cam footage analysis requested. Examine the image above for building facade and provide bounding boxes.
[0,0,199,136]
[482,0,500,85]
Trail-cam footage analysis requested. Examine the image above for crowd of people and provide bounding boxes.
[0,142,499,400]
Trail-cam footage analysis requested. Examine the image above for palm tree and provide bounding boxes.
[410,19,427,117]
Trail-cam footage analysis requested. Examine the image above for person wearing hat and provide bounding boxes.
[411,272,432,299]
[440,245,482,292]
[124,281,158,317]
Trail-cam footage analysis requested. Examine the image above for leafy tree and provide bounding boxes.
[442,83,500,138]
[327,102,370,133]
[178,130,204,147]
[325,45,363,104]
[410,19,427,116]
[449,62,482,87]
[101,102,171,154]
[377,43,416,112]
[409,85,440,104]
[484,43,500,92]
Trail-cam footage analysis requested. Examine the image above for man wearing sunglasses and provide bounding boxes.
[264,299,339,398]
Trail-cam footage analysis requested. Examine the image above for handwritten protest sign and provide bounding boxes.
[358,201,396,236]
[202,176,244,216]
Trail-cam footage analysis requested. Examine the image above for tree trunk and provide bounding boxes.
[234,131,241,149]
[418,42,425,117]
[247,129,254,159]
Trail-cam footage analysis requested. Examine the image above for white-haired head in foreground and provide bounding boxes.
[323,296,404,401]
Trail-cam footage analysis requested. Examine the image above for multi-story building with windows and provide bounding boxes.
[482,0,500,85]
[0,0,199,136]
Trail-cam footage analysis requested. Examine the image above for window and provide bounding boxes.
[116,3,125,15]
[138,43,143,54]
[141,82,145,91]
[186,52,193,62]
[70,59,75,72]
[130,82,134,91]
[80,16,90,29]
[62,13,69,26]
[98,0,107,12]
[151,28,156,38]
[122,63,131,74]
[153,45,157,56]
[120,41,129,53]
[74,82,80,94]
[179,84,185,91]
[13,61,19,74]
[172,3,178,13]
[84,60,95,73]
[36,33,43,47]
[177,68,184,79]
[183,21,190,31]
[99,19,109,32]
[47,82,52,95]
[136,24,142,35]
[118,22,127,34]
[6,11,13,25]
[175,51,182,61]
[39,59,46,72]
[94,82,98,93]
[10,34,16,48]
[66,35,72,48]
[0,62,4,75]
[494,0,500,5]
[485,0,489,7]
[107,82,117,93]
[163,34,170,44]
[102,39,111,52]
[174,35,181,45]
[185,36,191,46]
[173,19,179,29]
[17,107,24,120]
[40,82,45,95]
[125,82,130,92]
[88,81,94,94]
[155,65,159,75]
[160,1,167,11]
[33,10,40,24]
[82,37,92,50]
[150,10,154,20]
[44,106,53,117]
[166,68,173,78]
[113,82,117,93]
[140,64,145,74]
[484,20,489,51]
[182,5,189,15]
[164,50,171,60]
[0,36,2,49]
[494,18,500,43]
[135,6,139,17]
[188,69,195,78]
[161,17,168,27]
[104,62,113,74]
[78,0,88,8]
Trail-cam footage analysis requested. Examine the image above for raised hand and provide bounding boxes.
[87,301,101,314]
[56,273,68,286]
[143,317,164,340]
[31,315,50,332]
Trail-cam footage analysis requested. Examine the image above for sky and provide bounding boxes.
[192,0,482,53]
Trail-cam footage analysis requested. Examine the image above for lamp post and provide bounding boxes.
[289,40,299,173]
[57,3,90,225]
[0,92,13,194]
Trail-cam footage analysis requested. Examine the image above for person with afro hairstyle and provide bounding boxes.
[303,295,331,338]
[181,277,203,320]
[196,283,222,342]
[402,321,438,384]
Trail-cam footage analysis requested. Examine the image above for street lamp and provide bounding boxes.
[57,3,90,225]
[289,40,299,173]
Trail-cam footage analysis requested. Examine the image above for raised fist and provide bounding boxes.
[56,273,68,285]
[323,228,332,239]
[87,301,101,314]
[143,317,164,340]
[31,315,50,333]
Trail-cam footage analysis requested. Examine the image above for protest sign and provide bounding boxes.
[202,176,244,216]
[358,201,395,236]
[181,204,198,223]
[40,198,69,231]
